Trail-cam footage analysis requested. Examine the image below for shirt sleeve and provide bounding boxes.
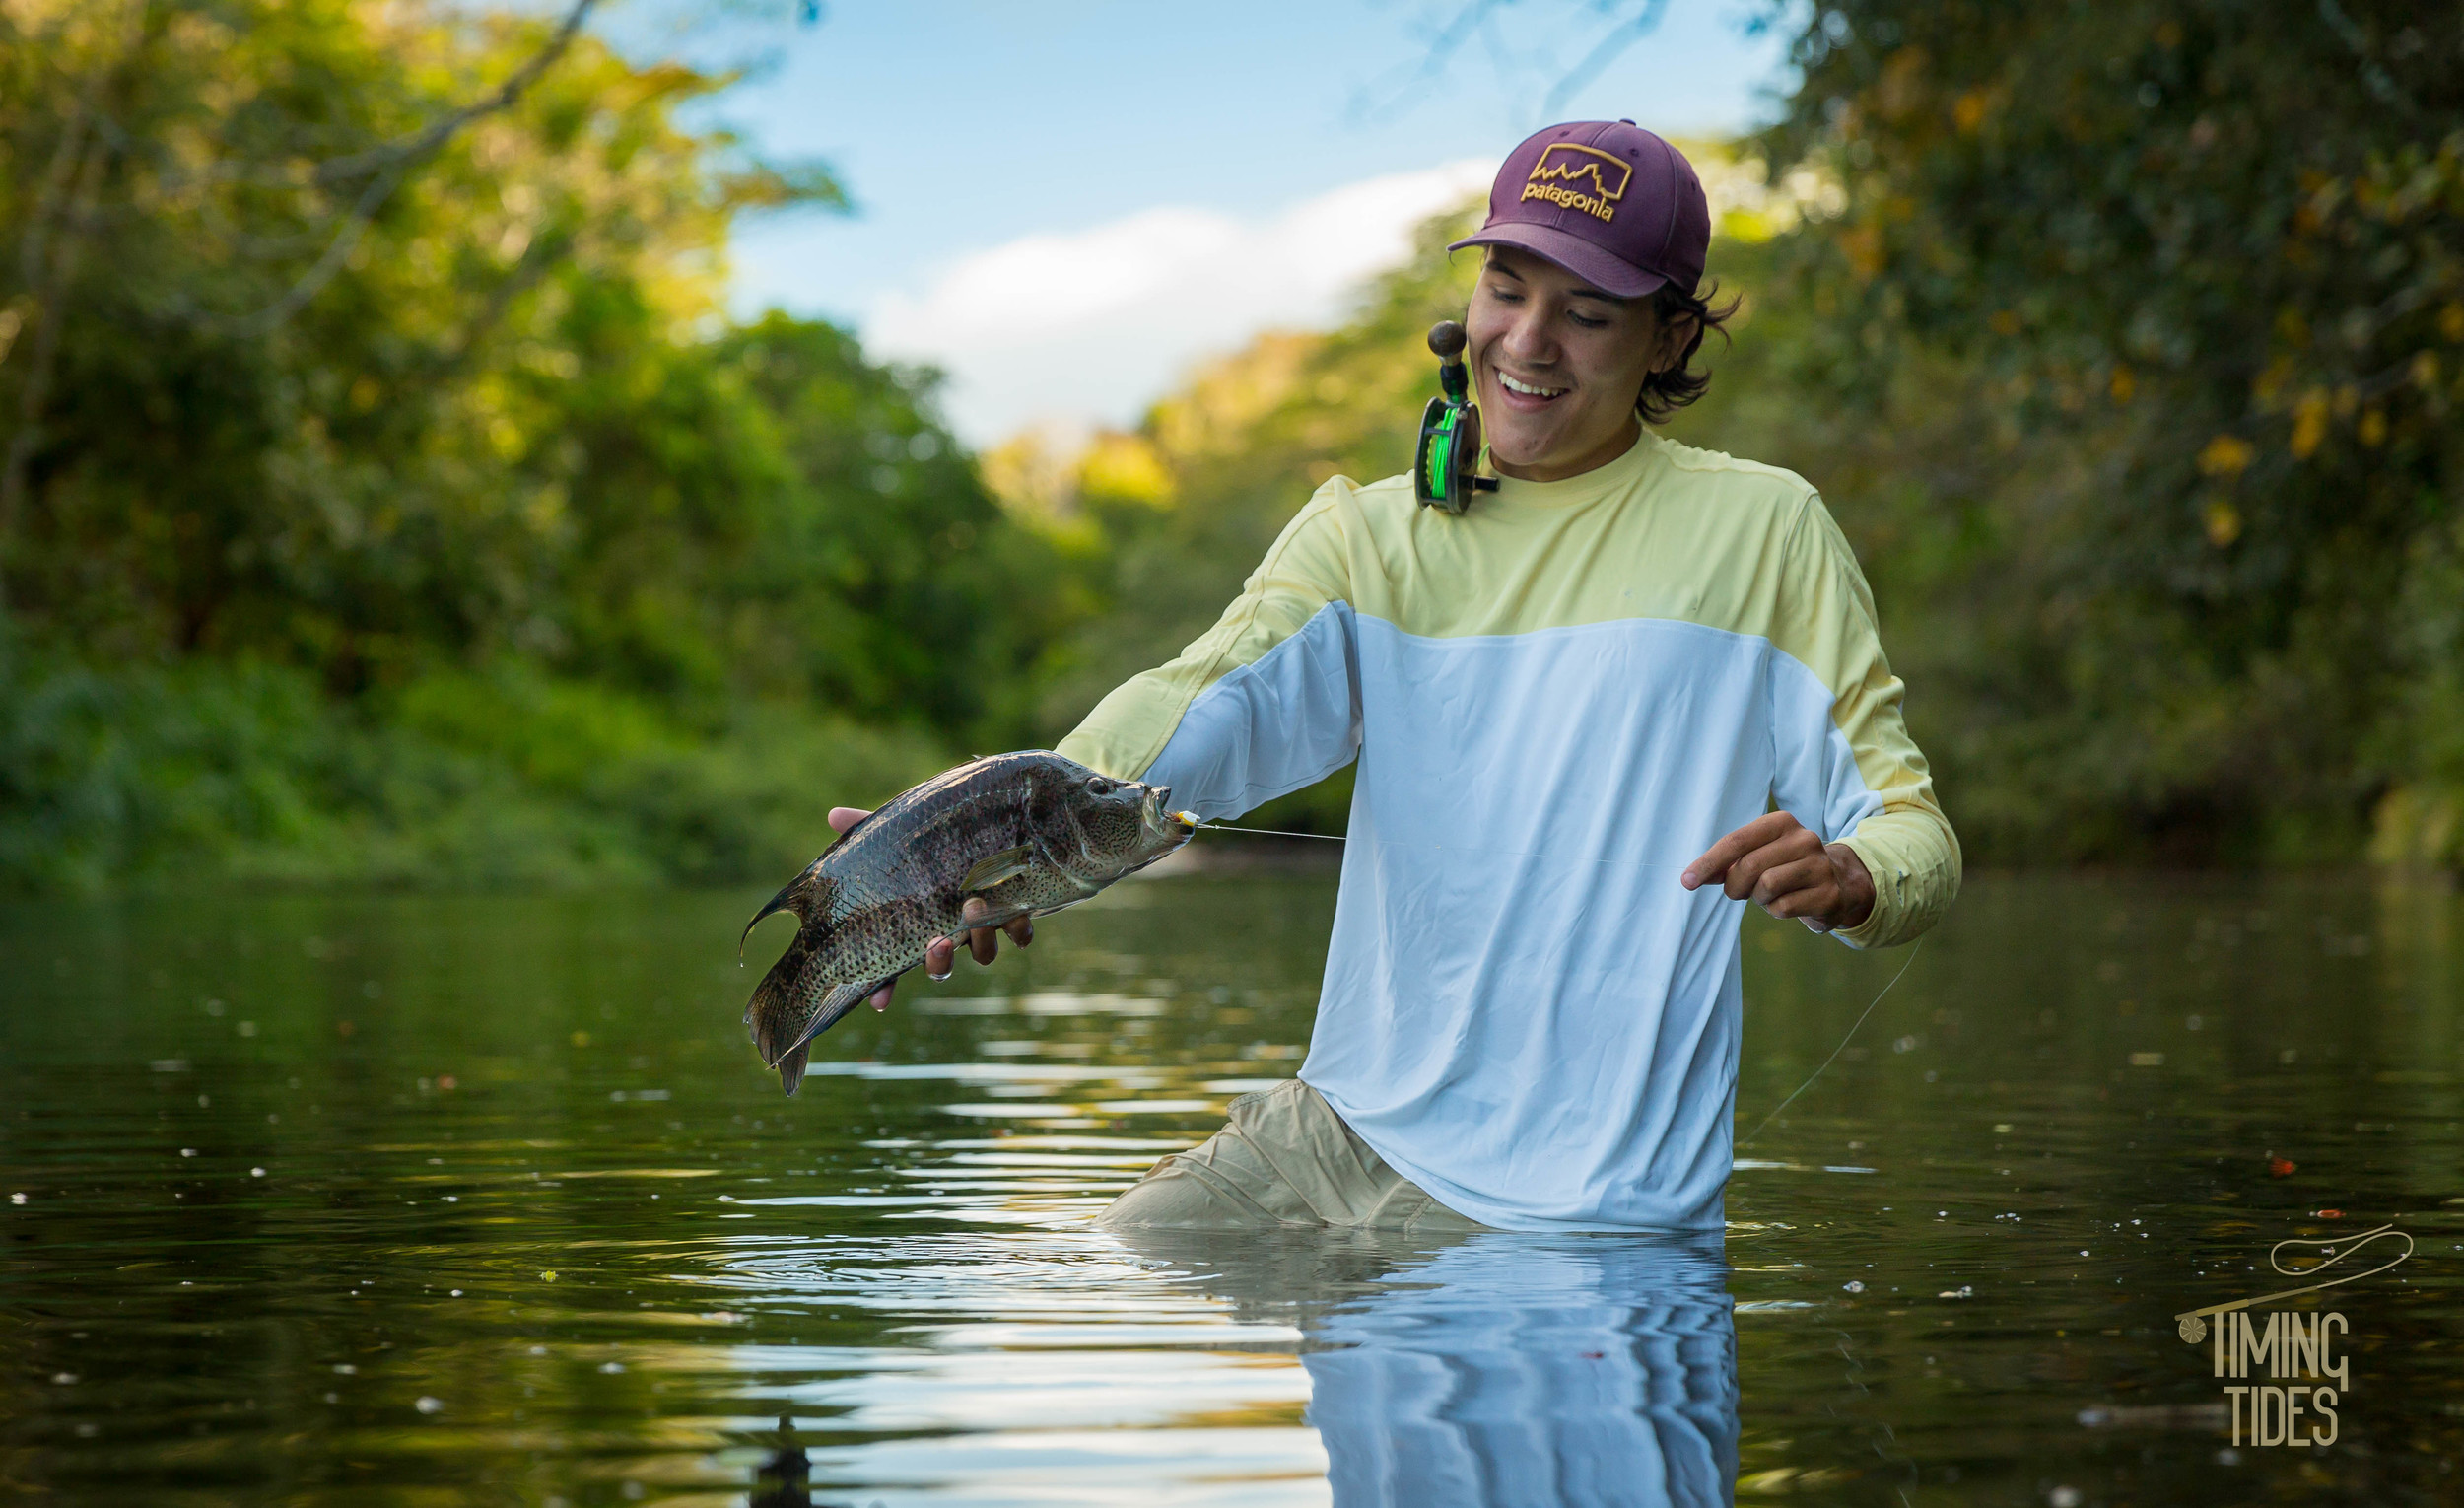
[1767,494,1961,948]
[1056,486,1364,819]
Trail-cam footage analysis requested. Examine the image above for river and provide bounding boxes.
[3,866,2459,1503]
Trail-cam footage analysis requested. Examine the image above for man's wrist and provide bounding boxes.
[1824,842,1876,930]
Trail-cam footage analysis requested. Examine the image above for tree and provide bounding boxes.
[0,2,1082,890]
[1753,0,2464,862]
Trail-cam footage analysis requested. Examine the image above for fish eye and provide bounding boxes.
[1084,776,1109,793]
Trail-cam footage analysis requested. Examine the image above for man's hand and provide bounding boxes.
[828,806,1034,1010]
[1680,812,1875,934]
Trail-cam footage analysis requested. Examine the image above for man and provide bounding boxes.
[840,120,1959,1232]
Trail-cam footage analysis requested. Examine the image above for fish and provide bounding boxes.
[739,751,1197,1094]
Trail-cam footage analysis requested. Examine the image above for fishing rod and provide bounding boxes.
[1180,814,1925,1138]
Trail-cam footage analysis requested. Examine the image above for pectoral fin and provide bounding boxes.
[959,846,1034,893]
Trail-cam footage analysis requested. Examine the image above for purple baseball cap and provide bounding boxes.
[1449,120,1710,300]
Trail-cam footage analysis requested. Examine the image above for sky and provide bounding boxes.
[618,0,1797,443]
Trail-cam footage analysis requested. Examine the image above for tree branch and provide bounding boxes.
[212,0,603,337]
[1540,0,1669,120]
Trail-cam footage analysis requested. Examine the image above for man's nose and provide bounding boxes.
[1498,302,1558,365]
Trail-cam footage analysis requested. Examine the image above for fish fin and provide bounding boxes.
[947,903,1037,935]
[783,972,905,1060]
[778,1042,811,1095]
[739,868,834,961]
[958,846,1033,893]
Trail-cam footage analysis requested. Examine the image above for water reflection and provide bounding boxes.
[752,1415,843,1508]
[7,873,2464,1502]
[1115,1227,1737,1508]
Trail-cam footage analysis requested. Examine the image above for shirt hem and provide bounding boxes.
[1300,1072,1730,1235]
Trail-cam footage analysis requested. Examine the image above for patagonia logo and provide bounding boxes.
[1521,144,1630,223]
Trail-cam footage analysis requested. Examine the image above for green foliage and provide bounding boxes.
[0,2,1074,891]
[0,636,945,894]
[1750,0,2464,863]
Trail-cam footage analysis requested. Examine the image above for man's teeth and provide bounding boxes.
[1499,373,1565,398]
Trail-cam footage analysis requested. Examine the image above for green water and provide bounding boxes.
[4,867,2462,1504]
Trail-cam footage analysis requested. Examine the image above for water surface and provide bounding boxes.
[4,866,2462,1503]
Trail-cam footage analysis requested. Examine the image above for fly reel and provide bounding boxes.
[1413,320,1500,514]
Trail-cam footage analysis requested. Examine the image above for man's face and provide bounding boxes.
[1465,246,1678,481]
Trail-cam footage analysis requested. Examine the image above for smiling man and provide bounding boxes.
[977,122,1956,1232]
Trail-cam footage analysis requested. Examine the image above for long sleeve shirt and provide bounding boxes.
[1058,430,1959,1230]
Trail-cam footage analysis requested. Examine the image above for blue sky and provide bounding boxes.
[614,0,1796,440]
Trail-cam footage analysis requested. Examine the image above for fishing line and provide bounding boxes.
[1187,820,1348,842]
[1737,938,1923,1148]
[1190,814,1927,1147]
[1186,817,1686,869]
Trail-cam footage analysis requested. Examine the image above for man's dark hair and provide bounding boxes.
[1636,282,1740,423]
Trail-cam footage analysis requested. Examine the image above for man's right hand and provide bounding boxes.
[828,805,1035,1011]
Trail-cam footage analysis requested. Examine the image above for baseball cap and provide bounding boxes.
[1449,120,1710,300]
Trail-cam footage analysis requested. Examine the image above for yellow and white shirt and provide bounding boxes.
[1060,430,1959,1230]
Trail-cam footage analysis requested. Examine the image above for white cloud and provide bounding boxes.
[863,158,1495,445]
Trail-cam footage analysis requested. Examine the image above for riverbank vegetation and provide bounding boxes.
[3,0,2458,890]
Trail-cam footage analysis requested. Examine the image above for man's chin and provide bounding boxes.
[1487,435,1575,476]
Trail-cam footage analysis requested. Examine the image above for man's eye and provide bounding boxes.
[1569,312,1608,329]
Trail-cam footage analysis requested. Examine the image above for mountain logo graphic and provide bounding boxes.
[1520,144,1631,222]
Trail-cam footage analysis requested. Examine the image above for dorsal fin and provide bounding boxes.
[738,867,834,961]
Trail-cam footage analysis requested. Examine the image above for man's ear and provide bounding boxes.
[1654,308,1698,374]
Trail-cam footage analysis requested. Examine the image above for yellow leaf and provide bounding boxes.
[2196,435,2254,477]
[1075,434,1175,509]
[2108,366,2135,404]
[2291,392,2329,459]
[2204,500,2242,547]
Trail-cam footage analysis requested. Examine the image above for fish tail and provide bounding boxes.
[751,972,906,1095]
[744,941,819,1067]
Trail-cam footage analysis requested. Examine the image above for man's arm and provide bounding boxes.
[886,482,1366,991]
[1690,494,1959,946]
[1060,484,1362,810]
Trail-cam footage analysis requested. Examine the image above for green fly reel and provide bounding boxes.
[1413,320,1499,514]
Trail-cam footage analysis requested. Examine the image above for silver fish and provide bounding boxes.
[740,751,1196,1093]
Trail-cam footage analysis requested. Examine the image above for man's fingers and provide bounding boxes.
[828,806,872,835]
[1001,914,1034,947]
[868,981,896,1011]
[957,897,999,966]
[1752,856,1834,913]
[1722,832,1817,901]
[924,936,955,980]
[1681,812,1802,890]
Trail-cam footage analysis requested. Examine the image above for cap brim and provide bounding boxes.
[1447,223,1669,300]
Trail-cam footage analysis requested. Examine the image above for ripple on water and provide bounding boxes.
[3,873,2463,1503]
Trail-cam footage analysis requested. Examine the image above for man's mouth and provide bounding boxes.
[1497,372,1567,400]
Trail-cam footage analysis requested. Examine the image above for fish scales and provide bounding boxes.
[739,751,1194,1093]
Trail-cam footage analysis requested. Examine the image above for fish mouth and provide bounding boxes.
[1142,785,1198,842]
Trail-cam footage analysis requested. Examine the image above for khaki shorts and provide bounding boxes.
[1097,1078,1488,1233]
